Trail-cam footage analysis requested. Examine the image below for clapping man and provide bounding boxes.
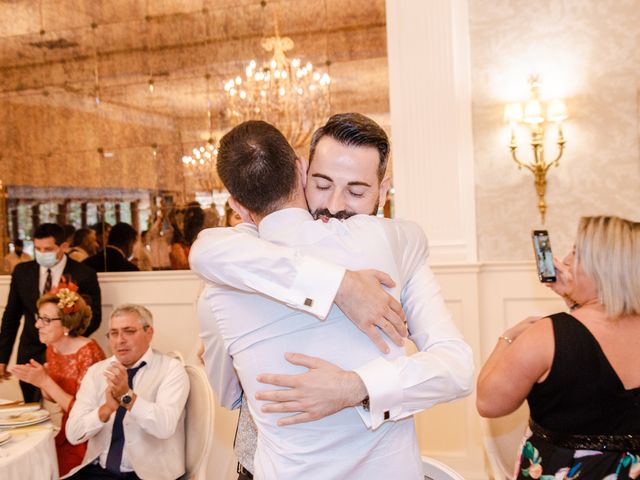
[66,305,189,480]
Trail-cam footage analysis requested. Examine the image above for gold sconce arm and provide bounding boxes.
[505,76,567,224]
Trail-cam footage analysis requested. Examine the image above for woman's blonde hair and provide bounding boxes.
[575,215,640,318]
[36,293,92,337]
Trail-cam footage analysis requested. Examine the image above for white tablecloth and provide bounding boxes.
[0,422,59,480]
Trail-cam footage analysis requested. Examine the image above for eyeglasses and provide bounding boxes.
[106,326,149,340]
[36,315,63,326]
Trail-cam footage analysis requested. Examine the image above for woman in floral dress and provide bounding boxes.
[477,216,640,479]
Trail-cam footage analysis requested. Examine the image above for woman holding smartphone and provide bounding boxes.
[477,216,640,479]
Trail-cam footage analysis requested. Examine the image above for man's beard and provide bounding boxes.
[311,202,379,222]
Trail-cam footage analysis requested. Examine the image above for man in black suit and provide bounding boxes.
[0,223,102,402]
[83,222,139,272]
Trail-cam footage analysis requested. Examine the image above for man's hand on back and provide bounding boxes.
[256,352,368,426]
[335,269,407,354]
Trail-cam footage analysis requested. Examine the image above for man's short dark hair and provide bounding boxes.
[13,239,24,248]
[217,120,298,217]
[62,224,76,241]
[309,113,390,181]
[108,222,138,250]
[33,223,65,245]
[90,222,111,237]
[72,228,93,247]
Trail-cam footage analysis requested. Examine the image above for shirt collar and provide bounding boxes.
[128,347,153,369]
[258,208,314,241]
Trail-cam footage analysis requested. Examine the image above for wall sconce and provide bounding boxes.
[505,75,567,224]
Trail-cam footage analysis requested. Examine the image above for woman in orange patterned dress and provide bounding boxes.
[10,282,105,477]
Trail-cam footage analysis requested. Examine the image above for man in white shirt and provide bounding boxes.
[193,114,472,424]
[66,304,189,480]
[192,120,473,479]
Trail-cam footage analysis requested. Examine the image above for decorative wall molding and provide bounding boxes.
[386,0,477,263]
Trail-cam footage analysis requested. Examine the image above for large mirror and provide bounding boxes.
[0,0,390,272]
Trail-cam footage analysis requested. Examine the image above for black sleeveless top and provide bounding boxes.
[528,312,640,435]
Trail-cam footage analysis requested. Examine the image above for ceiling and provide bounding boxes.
[0,0,390,144]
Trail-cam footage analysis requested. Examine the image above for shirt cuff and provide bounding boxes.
[288,254,345,319]
[353,356,403,429]
[128,395,149,423]
[81,406,106,439]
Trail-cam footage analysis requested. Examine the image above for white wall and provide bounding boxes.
[386,0,478,264]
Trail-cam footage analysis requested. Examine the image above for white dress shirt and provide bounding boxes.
[193,208,472,479]
[38,254,67,294]
[65,348,189,480]
[191,211,474,430]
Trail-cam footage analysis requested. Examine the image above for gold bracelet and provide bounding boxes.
[498,335,513,345]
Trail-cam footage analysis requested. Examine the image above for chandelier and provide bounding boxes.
[224,27,331,149]
[182,141,221,193]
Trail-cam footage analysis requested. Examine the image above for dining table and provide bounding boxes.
[0,400,59,480]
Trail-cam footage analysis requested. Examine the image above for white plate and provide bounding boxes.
[0,409,50,427]
[0,404,41,415]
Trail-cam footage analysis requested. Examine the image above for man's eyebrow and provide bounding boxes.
[311,173,372,188]
[311,173,333,182]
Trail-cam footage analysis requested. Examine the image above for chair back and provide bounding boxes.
[480,404,529,479]
[166,350,186,365]
[184,364,216,480]
[422,456,465,480]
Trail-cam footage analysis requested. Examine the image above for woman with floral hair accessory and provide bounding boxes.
[10,281,105,477]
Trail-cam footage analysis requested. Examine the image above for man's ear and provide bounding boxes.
[228,197,255,225]
[59,241,69,255]
[378,176,392,210]
[295,157,308,189]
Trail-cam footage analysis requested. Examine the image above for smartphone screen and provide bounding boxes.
[532,230,556,282]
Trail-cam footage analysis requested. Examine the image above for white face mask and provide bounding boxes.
[35,250,60,269]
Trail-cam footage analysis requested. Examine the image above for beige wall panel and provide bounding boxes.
[470,0,640,261]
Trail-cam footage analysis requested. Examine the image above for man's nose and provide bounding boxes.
[327,191,346,214]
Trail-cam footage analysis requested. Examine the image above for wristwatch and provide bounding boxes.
[119,389,134,407]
